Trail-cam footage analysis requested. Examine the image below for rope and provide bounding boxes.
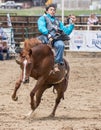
[52,70,68,85]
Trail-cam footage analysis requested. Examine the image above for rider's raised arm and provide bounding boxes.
[59,21,74,35]
[59,15,76,35]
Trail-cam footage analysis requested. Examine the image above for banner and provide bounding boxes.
[70,30,101,52]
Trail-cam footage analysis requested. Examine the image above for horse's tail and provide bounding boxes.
[64,58,70,76]
[63,59,70,91]
[53,87,64,99]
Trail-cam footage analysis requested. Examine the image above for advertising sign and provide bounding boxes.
[70,30,101,52]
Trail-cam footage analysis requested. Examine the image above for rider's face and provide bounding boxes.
[47,7,56,16]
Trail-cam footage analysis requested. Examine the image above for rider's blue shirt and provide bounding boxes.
[37,13,74,35]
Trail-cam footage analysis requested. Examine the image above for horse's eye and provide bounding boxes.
[22,56,25,58]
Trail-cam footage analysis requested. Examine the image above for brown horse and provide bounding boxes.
[12,38,70,117]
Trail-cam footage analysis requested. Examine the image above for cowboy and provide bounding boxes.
[37,4,76,72]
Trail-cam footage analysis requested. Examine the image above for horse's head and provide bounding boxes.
[16,49,33,84]
[16,38,42,65]
[16,38,42,84]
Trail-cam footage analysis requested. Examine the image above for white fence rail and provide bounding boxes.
[75,24,101,30]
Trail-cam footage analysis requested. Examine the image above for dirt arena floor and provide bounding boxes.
[0,52,101,130]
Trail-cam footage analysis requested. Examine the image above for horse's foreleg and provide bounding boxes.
[12,76,22,101]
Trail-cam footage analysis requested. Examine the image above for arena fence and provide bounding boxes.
[0,15,101,52]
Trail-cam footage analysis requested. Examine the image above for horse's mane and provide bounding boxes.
[24,38,42,51]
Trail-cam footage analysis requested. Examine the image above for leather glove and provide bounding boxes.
[70,15,76,24]
[48,34,53,42]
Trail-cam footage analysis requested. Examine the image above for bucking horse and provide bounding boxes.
[12,38,70,117]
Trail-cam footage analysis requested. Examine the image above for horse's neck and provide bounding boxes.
[24,38,42,51]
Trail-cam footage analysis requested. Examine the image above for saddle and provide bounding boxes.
[53,29,70,42]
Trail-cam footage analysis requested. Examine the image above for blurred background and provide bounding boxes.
[0,0,101,10]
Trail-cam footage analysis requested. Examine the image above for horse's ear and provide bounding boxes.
[29,49,32,56]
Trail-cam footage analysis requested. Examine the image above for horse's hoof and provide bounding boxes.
[30,103,36,111]
[31,107,35,111]
[23,78,29,84]
[27,110,34,117]
[48,113,55,118]
[12,96,18,101]
[23,110,35,119]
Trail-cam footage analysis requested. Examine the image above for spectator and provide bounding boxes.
[0,22,7,40]
[87,13,99,25]
[0,42,9,60]
[66,14,76,25]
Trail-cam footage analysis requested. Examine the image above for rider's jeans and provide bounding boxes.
[54,40,65,64]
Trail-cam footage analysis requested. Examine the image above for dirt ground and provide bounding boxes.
[0,52,101,130]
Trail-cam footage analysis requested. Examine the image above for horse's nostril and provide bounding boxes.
[23,78,29,84]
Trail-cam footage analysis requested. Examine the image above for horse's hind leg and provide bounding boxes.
[30,77,46,111]
[27,85,47,117]
[35,86,47,109]
[50,88,64,117]
[12,75,22,101]
[50,81,68,117]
